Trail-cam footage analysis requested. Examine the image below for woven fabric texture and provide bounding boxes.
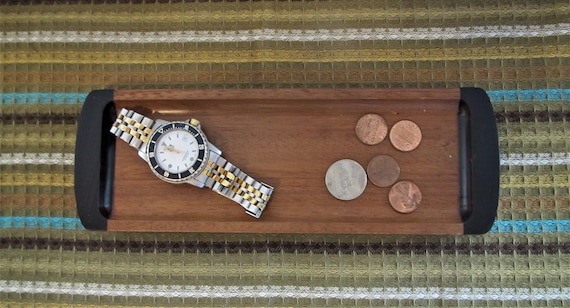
[1,0,569,306]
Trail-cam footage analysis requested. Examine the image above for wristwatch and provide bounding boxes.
[109,108,274,218]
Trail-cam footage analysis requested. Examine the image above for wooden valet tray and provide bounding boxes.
[75,88,499,235]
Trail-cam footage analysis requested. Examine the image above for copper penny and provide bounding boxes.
[389,120,422,152]
[366,154,400,187]
[355,114,388,145]
[388,181,422,213]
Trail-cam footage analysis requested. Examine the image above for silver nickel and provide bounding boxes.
[325,159,367,201]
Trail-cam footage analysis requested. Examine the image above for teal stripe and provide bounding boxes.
[1,216,569,233]
[0,93,88,105]
[490,220,570,233]
[486,89,570,103]
[1,89,569,105]
[0,216,85,230]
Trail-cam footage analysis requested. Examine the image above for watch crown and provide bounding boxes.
[190,118,200,126]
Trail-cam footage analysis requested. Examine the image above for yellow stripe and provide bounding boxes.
[2,6,567,24]
[3,45,567,64]
[2,304,89,308]
[1,304,264,308]
[0,303,198,308]
[1,303,274,308]
[1,174,566,190]
[0,173,73,187]
[501,174,569,189]
[1,133,75,149]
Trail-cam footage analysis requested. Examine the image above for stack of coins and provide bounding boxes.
[324,113,423,214]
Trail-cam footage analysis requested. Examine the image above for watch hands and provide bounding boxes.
[162,144,183,154]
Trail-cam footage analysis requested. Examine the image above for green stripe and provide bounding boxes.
[4,37,570,52]
[3,83,569,96]
[0,104,82,116]
[4,59,567,72]
[494,101,570,113]
[0,124,76,153]
[497,122,569,153]
[1,248,567,289]
[2,63,568,91]
[1,228,567,245]
[2,18,569,32]
[0,1,567,31]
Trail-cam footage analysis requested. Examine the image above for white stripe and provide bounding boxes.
[1,281,569,301]
[500,152,570,166]
[2,23,568,43]
[1,152,568,167]
[0,153,74,165]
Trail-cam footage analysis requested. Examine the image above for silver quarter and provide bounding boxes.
[325,159,367,201]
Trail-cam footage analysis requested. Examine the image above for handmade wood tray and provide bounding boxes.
[75,88,499,234]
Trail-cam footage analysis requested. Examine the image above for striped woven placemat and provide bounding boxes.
[1,0,569,306]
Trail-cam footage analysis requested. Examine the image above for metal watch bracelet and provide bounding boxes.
[110,108,273,218]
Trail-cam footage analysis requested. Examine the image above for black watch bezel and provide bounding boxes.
[146,122,209,182]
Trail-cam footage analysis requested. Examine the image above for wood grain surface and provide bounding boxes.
[109,89,463,234]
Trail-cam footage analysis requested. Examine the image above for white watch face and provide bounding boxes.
[155,129,199,174]
[147,122,208,182]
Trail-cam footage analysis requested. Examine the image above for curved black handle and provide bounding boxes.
[459,87,500,234]
[74,89,115,231]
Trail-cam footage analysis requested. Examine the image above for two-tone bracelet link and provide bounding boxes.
[110,108,273,218]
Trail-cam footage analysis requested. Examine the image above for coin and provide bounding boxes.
[325,159,367,201]
[366,154,400,187]
[389,120,422,152]
[388,181,422,213]
[355,113,389,145]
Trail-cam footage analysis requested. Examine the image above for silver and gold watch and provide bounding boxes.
[110,108,274,218]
